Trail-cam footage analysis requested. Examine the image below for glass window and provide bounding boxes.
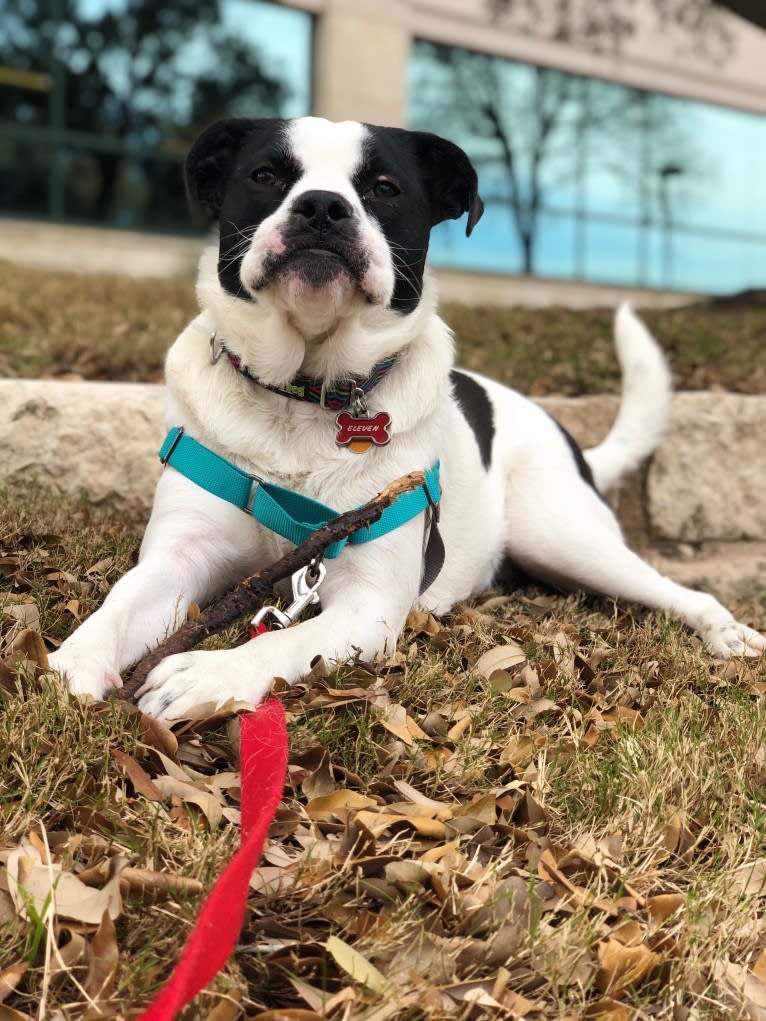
[670,232,766,294]
[534,211,580,279]
[583,218,643,286]
[408,38,766,295]
[428,201,524,275]
[0,0,312,229]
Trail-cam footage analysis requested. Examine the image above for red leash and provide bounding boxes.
[137,697,288,1020]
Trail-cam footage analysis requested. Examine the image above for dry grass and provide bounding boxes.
[3,262,766,1017]
[2,487,766,1019]
[2,259,765,393]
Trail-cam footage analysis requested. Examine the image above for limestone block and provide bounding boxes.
[2,382,765,549]
[538,393,766,545]
[648,394,766,542]
[0,380,164,521]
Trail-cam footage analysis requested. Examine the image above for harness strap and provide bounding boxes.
[159,428,442,569]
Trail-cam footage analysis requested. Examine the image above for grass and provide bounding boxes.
[2,486,766,1019]
[2,262,766,1017]
[2,259,766,393]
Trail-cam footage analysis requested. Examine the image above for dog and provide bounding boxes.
[49,116,766,721]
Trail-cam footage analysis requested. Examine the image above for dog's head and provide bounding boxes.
[186,117,483,329]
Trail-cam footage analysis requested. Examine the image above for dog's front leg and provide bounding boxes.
[48,472,265,700]
[135,523,424,722]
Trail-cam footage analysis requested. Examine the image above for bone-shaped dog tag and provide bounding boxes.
[335,409,391,453]
[335,386,391,453]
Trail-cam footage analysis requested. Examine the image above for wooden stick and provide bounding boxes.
[118,470,425,702]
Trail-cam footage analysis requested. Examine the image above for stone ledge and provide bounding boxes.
[2,381,765,559]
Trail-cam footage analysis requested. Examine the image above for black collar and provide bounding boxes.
[210,332,396,411]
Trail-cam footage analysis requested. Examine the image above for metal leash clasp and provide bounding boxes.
[250,559,326,636]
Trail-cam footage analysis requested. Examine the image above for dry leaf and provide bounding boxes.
[730,859,766,897]
[499,733,545,770]
[0,1006,35,1021]
[380,704,429,745]
[753,949,766,985]
[446,715,472,742]
[1,600,39,630]
[475,642,526,679]
[715,958,766,1020]
[305,790,377,821]
[453,791,497,824]
[405,609,442,636]
[202,991,242,1021]
[251,1012,325,1021]
[3,629,48,669]
[596,938,661,995]
[326,934,395,995]
[646,893,684,924]
[84,910,119,999]
[6,842,123,924]
[392,779,451,812]
[110,749,163,801]
[0,964,28,1004]
[152,776,223,828]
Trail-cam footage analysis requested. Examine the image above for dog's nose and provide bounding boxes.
[291,190,354,229]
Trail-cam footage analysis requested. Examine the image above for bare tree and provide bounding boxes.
[411,0,730,278]
[0,0,288,220]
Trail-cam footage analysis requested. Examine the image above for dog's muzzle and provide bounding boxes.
[256,189,370,291]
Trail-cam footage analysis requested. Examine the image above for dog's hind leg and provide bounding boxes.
[502,464,766,659]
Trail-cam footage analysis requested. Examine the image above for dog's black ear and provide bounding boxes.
[185,118,262,215]
[411,132,484,237]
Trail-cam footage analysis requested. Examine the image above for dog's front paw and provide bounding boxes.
[47,647,123,701]
[135,648,273,722]
[699,618,766,659]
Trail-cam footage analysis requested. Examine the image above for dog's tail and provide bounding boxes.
[584,303,672,493]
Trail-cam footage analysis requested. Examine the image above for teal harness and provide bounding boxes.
[158,427,442,566]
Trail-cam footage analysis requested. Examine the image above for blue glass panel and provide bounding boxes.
[533,211,579,278]
[669,232,766,294]
[582,79,644,220]
[582,219,643,286]
[0,0,312,227]
[656,96,766,238]
[408,37,766,295]
[428,203,524,275]
[218,0,312,119]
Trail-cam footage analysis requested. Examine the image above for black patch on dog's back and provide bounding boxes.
[450,370,494,469]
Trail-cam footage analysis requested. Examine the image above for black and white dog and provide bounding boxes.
[50,117,766,721]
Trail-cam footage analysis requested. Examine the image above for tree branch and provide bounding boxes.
[117,470,426,702]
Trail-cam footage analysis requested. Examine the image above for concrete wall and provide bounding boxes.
[279,0,766,126]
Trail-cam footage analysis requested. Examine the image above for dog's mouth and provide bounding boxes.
[255,238,370,294]
[283,247,353,288]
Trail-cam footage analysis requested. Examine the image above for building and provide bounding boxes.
[1,0,765,302]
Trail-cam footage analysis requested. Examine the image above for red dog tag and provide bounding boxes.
[335,410,391,453]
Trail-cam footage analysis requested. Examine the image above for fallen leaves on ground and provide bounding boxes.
[3,512,766,1017]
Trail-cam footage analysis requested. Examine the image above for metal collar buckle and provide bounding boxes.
[160,426,185,466]
[320,378,354,411]
[245,473,264,514]
[210,331,224,364]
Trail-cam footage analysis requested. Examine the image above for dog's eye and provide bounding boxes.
[252,167,278,187]
[364,177,400,200]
